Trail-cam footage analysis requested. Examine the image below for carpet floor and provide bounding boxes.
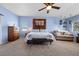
[0,39,79,56]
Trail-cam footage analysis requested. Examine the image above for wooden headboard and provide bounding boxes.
[33,19,46,30]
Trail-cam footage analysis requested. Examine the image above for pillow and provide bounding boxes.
[56,32,61,36]
[32,29,46,32]
[60,32,65,35]
[32,30,39,32]
[64,32,73,36]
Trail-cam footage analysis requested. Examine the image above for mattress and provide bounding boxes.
[24,32,56,42]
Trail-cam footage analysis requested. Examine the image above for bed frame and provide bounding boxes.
[27,38,53,45]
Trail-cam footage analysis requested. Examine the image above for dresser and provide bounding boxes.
[8,26,19,42]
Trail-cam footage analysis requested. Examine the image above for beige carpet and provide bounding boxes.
[0,39,79,56]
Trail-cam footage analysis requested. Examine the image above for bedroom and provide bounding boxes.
[0,3,79,56]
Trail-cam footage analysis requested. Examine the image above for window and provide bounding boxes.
[73,22,79,32]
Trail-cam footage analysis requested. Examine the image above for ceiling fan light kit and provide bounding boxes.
[46,5,52,10]
[38,3,60,14]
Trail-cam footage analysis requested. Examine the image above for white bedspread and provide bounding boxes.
[24,32,56,42]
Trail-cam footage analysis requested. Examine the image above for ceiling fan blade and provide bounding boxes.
[52,6,60,9]
[47,3,55,5]
[51,3,55,5]
[47,10,49,14]
[44,3,55,7]
[44,3,49,6]
[38,7,47,11]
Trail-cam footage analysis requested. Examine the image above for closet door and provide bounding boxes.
[0,15,3,44]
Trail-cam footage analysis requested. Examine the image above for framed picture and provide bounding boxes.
[69,20,72,24]
[33,19,46,29]
[59,20,62,25]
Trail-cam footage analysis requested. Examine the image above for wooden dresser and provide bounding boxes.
[8,26,19,42]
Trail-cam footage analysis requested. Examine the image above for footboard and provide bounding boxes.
[27,38,53,44]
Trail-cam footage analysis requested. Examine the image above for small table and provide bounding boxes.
[76,36,79,43]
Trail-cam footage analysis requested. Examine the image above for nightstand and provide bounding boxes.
[76,36,79,43]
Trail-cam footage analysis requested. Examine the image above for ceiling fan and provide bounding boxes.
[38,3,60,14]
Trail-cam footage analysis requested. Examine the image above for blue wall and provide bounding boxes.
[0,4,63,43]
[1,4,79,43]
[66,15,79,36]
[0,5,19,44]
[19,16,63,37]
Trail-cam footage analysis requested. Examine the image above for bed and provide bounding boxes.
[24,32,55,44]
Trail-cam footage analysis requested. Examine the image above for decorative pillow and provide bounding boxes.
[56,32,61,36]
[32,30,39,32]
[55,32,65,36]
[64,32,73,36]
[60,32,65,35]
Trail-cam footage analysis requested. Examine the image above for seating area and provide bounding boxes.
[51,30,74,41]
[55,35,74,41]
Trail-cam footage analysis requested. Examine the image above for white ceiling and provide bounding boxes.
[1,3,79,19]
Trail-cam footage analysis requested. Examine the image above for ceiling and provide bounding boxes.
[1,3,79,19]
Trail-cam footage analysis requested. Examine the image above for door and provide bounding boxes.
[0,15,3,44]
